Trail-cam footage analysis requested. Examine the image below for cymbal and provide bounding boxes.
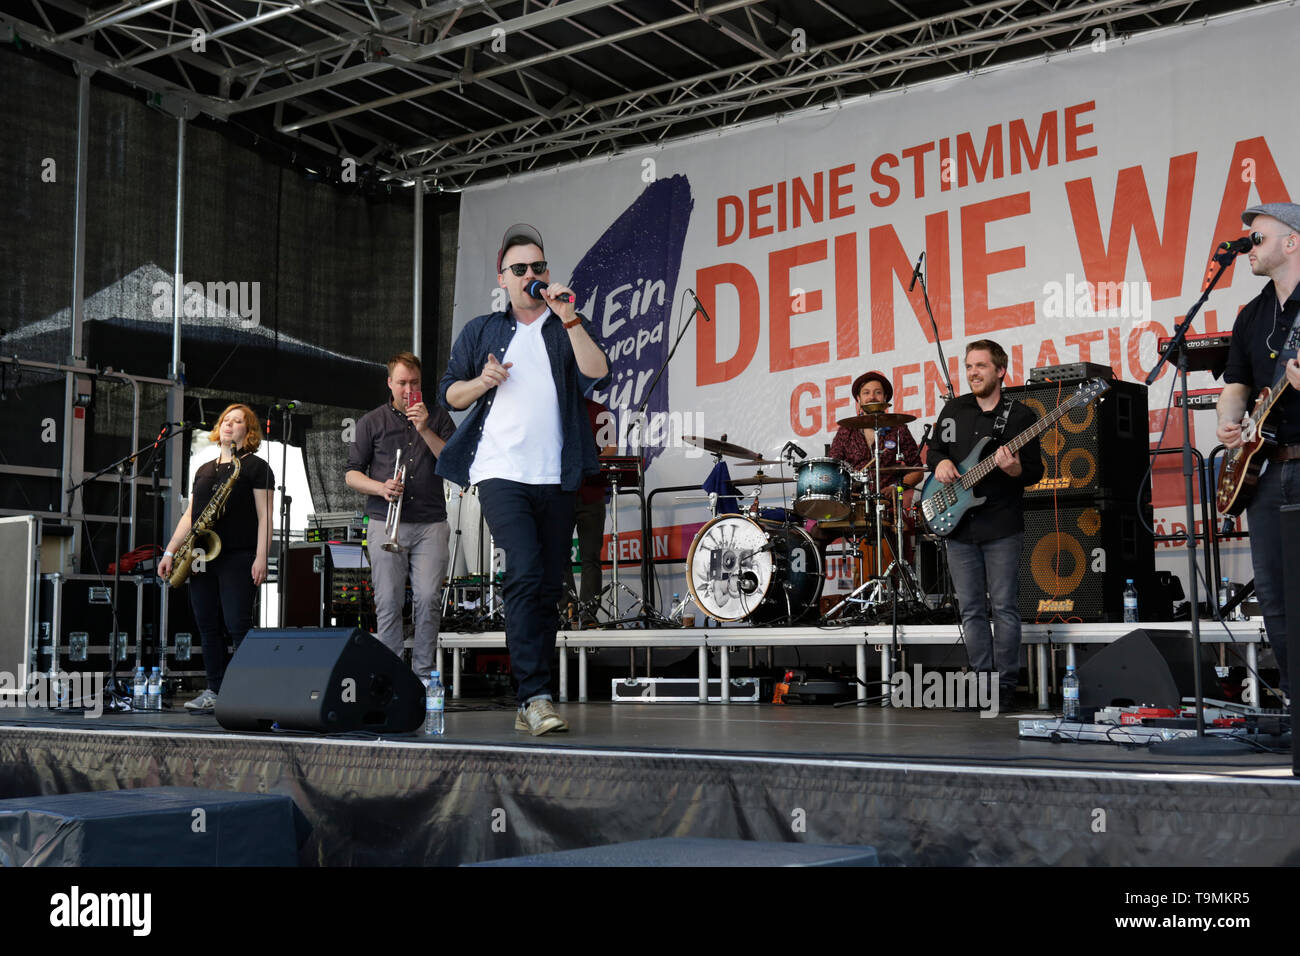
[837,411,917,429]
[731,475,795,486]
[732,458,785,466]
[683,434,762,460]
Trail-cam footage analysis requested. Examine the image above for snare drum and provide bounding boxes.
[687,515,823,623]
[794,457,852,520]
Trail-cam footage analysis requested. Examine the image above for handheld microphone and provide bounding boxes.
[909,251,925,292]
[524,279,573,303]
[687,288,712,323]
[1217,236,1253,255]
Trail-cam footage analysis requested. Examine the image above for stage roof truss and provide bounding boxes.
[0,0,1267,190]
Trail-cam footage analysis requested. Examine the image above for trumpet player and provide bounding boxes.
[157,403,274,712]
[346,352,456,682]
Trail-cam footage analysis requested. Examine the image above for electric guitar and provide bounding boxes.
[918,378,1111,537]
[1216,329,1300,515]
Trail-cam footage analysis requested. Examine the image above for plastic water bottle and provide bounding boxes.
[671,592,681,623]
[424,671,445,736]
[1062,664,1080,720]
[1122,579,1138,623]
[147,667,162,711]
[133,667,147,708]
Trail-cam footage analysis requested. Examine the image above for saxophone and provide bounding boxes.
[168,453,241,588]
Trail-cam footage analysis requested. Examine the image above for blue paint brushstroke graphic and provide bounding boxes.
[569,175,693,470]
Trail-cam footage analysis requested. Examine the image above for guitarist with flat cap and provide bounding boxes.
[1216,202,1300,703]
[925,339,1044,708]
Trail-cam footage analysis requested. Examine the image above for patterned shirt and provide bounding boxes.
[828,424,922,493]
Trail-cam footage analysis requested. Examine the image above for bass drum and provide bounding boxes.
[687,515,823,624]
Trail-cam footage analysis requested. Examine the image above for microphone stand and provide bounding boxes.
[271,402,295,627]
[1147,250,1252,755]
[65,422,191,712]
[621,290,706,628]
[914,253,956,403]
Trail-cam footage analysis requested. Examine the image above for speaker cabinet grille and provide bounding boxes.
[1006,380,1148,503]
[1019,503,1154,623]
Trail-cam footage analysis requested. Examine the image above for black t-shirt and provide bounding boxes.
[1223,281,1300,444]
[190,453,274,553]
[925,392,1045,543]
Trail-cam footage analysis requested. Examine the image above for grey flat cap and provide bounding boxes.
[1242,202,1300,234]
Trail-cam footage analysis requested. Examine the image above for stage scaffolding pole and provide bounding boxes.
[62,65,93,566]
[413,177,424,358]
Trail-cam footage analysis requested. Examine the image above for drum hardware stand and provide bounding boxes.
[822,428,895,621]
[590,469,647,627]
[440,485,467,619]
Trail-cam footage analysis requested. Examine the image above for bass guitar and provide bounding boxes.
[1216,328,1300,515]
[918,378,1110,536]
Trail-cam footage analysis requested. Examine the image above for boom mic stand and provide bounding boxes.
[1149,248,1253,755]
[914,251,956,404]
[66,422,191,712]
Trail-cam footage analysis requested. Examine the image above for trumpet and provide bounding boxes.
[382,458,407,553]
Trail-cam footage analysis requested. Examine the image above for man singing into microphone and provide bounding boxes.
[437,224,612,735]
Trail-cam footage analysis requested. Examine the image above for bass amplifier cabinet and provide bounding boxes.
[1005,379,1149,503]
[1019,502,1155,623]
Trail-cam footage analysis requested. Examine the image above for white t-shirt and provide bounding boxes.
[469,314,563,485]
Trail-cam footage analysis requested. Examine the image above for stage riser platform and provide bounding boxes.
[2,728,1295,866]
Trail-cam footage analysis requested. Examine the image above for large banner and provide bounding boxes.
[451,5,1295,593]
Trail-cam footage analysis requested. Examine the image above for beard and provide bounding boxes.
[969,374,1001,399]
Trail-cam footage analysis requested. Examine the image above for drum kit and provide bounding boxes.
[679,404,944,627]
[439,406,951,631]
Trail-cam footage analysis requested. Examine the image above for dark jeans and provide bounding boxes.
[478,479,576,705]
[565,496,606,610]
[187,547,256,694]
[945,532,1024,692]
[1246,458,1298,696]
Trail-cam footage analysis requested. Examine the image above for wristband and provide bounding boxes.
[563,315,583,330]
[163,550,174,558]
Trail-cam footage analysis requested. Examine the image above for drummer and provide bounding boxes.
[829,370,924,492]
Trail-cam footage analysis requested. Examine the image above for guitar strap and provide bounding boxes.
[1270,306,1300,382]
[991,395,1014,441]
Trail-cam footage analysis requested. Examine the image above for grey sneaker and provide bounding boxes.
[514,699,569,736]
[184,688,218,711]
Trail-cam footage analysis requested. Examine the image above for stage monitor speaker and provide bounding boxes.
[1019,502,1155,623]
[1006,379,1148,503]
[215,627,424,734]
[1077,628,1221,710]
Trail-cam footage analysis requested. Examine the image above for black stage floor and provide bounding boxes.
[2,701,1297,866]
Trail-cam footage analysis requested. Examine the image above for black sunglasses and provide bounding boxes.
[1250,231,1286,246]
[505,261,548,276]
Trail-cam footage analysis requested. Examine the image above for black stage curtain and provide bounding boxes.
[1,47,460,550]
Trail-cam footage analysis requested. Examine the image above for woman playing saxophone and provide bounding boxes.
[157,403,274,711]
